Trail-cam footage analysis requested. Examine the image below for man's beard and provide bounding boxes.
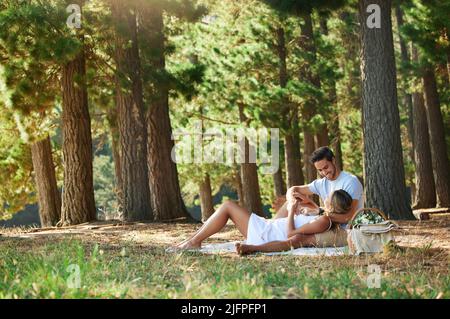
[324,166,336,180]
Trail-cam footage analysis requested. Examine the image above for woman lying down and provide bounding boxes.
[171,189,353,255]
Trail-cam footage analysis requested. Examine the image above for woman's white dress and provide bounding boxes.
[246,213,319,245]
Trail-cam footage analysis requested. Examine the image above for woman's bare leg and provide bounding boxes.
[175,200,251,249]
[235,234,316,255]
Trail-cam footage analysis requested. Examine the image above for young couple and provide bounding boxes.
[172,146,363,255]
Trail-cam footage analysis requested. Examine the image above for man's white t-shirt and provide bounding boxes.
[308,171,363,228]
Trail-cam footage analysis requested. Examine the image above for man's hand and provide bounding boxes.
[288,191,318,210]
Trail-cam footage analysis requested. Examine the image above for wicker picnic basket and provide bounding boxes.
[347,207,397,255]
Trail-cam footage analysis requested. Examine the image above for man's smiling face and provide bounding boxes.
[314,158,337,180]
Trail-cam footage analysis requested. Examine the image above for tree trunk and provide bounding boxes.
[358,0,414,219]
[315,126,329,149]
[395,6,415,202]
[411,94,436,208]
[277,27,303,188]
[31,136,61,227]
[422,66,450,207]
[303,130,316,183]
[284,131,304,187]
[112,1,152,221]
[298,11,320,183]
[238,104,264,217]
[299,12,329,152]
[143,7,190,221]
[107,109,123,217]
[395,5,415,153]
[319,17,343,170]
[273,166,286,197]
[60,43,96,225]
[199,173,214,222]
[411,46,436,208]
[234,168,245,207]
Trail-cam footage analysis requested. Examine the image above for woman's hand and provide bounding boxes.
[287,198,303,216]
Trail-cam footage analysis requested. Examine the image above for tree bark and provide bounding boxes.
[199,173,214,222]
[422,66,450,207]
[315,126,329,149]
[143,7,190,221]
[319,17,343,170]
[234,168,245,207]
[277,27,303,188]
[358,0,414,219]
[60,43,96,225]
[112,1,152,221]
[273,166,286,197]
[284,130,304,187]
[107,108,123,217]
[395,6,415,202]
[303,130,316,183]
[298,11,320,183]
[395,5,415,154]
[411,94,436,208]
[410,46,436,208]
[31,136,61,227]
[238,104,264,216]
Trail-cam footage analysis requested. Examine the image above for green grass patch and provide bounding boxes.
[0,239,448,298]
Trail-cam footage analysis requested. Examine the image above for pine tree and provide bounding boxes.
[358,0,414,219]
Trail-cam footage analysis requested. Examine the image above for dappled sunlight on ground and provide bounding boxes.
[1,215,449,254]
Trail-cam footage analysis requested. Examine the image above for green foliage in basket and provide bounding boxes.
[350,211,385,226]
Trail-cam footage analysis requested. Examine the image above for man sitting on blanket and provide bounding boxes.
[236,146,363,255]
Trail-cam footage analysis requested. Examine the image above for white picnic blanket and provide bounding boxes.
[199,241,348,256]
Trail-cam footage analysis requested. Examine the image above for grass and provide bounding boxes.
[0,238,448,299]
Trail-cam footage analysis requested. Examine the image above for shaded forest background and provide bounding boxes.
[0,0,449,227]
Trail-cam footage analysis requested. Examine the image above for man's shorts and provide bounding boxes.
[314,226,348,247]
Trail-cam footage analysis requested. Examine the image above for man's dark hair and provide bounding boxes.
[310,146,335,164]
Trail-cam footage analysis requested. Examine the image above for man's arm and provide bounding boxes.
[286,185,314,202]
[328,199,359,224]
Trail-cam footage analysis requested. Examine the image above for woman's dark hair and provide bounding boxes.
[310,146,335,164]
[330,190,353,214]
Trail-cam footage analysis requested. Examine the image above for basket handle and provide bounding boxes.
[348,207,388,229]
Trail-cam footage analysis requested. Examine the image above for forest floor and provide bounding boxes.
[0,214,449,298]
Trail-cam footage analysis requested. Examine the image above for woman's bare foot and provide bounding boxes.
[174,239,201,250]
[235,242,254,256]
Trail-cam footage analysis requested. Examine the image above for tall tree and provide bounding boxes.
[106,107,123,216]
[0,0,96,225]
[422,65,450,207]
[31,136,61,227]
[199,173,214,221]
[411,47,436,208]
[394,4,416,201]
[358,0,414,219]
[277,27,304,188]
[142,5,191,221]
[238,103,264,216]
[60,38,96,225]
[318,14,343,170]
[400,0,450,208]
[111,0,152,221]
[394,5,415,167]
[298,11,320,183]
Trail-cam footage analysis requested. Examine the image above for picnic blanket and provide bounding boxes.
[199,241,348,256]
